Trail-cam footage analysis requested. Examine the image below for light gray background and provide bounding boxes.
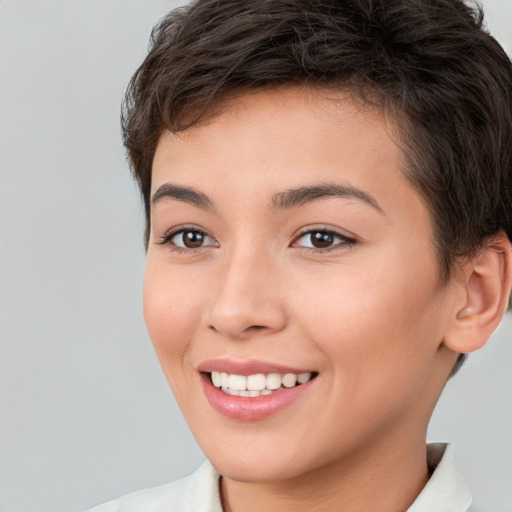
[0,1,511,511]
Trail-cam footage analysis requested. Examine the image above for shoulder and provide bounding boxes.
[85,460,223,512]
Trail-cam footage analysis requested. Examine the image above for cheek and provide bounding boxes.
[292,253,445,391]
[142,264,204,382]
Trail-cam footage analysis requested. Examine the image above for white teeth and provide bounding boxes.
[211,372,221,387]
[228,374,247,391]
[266,373,282,390]
[282,373,297,388]
[210,370,314,396]
[297,372,312,384]
[247,373,266,391]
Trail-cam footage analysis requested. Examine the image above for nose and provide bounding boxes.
[207,247,287,340]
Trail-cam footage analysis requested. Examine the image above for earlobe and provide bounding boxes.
[443,232,512,354]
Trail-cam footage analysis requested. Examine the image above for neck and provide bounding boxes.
[220,433,430,512]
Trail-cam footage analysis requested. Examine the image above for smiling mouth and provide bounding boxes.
[209,371,317,397]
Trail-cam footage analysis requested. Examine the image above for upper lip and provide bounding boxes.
[197,358,315,375]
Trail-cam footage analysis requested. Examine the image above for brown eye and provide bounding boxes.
[310,231,334,248]
[163,229,218,250]
[180,230,205,248]
[293,229,355,251]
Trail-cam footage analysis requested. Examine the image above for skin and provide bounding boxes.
[144,87,469,512]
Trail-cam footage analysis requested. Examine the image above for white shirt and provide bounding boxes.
[86,443,471,512]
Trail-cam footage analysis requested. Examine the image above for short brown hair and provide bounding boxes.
[122,0,512,370]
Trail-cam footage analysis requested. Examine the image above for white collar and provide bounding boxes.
[197,443,472,512]
[407,443,472,511]
[88,443,471,511]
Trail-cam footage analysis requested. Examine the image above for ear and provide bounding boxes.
[443,232,512,354]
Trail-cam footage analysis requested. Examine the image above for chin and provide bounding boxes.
[201,436,326,484]
[213,456,305,483]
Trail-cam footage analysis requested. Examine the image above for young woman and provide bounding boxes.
[88,1,512,510]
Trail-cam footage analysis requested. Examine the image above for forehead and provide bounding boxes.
[151,86,429,231]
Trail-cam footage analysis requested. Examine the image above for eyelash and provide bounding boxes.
[157,226,217,254]
[156,227,356,254]
[292,228,356,253]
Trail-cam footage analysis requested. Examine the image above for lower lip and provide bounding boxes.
[201,373,316,421]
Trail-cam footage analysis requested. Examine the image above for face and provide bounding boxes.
[144,87,458,483]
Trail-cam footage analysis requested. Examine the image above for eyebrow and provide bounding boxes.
[151,183,215,210]
[271,183,384,214]
[151,181,383,214]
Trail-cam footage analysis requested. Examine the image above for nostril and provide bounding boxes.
[209,323,268,337]
[207,294,287,339]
